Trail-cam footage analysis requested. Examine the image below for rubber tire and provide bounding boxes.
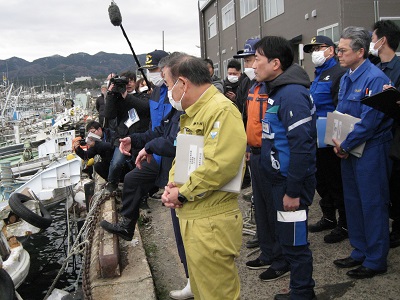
[0,268,16,300]
[9,193,53,229]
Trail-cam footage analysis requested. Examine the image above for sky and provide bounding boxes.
[0,0,201,62]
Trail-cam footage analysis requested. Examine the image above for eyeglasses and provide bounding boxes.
[335,48,351,55]
[310,45,329,52]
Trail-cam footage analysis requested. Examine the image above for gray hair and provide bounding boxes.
[164,52,212,86]
[341,26,371,58]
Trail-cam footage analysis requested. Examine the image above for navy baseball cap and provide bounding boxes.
[139,50,169,70]
[233,38,260,58]
[303,36,336,53]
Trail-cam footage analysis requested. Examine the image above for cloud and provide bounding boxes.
[0,0,201,62]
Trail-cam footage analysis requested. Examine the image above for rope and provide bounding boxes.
[43,187,105,300]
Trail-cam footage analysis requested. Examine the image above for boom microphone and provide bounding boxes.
[108,2,122,26]
[107,1,151,88]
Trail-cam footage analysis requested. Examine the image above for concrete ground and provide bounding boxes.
[141,187,400,300]
[90,182,400,300]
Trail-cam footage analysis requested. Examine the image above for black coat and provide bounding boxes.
[105,92,151,147]
[130,109,183,187]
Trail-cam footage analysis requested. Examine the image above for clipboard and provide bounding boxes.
[174,134,244,193]
[361,88,400,121]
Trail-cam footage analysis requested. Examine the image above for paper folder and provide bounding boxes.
[174,134,244,193]
[324,111,365,158]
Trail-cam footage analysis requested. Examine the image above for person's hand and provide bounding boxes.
[72,137,81,151]
[383,84,394,90]
[225,91,236,101]
[161,183,183,209]
[119,137,132,155]
[135,148,153,169]
[332,138,349,159]
[245,152,251,161]
[283,194,300,211]
[108,83,114,92]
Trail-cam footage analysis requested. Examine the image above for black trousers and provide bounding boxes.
[120,159,159,221]
[316,147,347,228]
[390,160,400,232]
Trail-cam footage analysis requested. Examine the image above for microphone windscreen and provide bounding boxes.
[108,2,122,26]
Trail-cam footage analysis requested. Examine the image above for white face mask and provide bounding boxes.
[147,71,164,87]
[244,68,256,80]
[139,86,148,93]
[227,75,239,83]
[311,48,329,67]
[167,79,185,111]
[369,38,383,57]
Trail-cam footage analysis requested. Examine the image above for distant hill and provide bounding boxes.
[0,52,147,85]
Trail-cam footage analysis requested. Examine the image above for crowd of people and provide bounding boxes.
[72,20,400,300]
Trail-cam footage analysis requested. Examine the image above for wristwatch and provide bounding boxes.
[177,193,188,204]
[338,147,347,155]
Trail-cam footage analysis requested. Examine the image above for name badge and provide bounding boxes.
[124,108,140,128]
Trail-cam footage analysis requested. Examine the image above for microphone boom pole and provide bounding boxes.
[108,2,151,88]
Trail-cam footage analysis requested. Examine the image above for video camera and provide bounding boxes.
[79,126,86,146]
[109,75,129,94]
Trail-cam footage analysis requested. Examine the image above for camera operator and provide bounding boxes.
[73,121,115,180]
[105,71,151,193]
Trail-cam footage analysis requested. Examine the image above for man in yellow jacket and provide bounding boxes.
[161,53,247,300]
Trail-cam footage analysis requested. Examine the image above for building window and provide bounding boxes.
[214,63,220,78]
[380,17,400,53]
[317,23,340,44]
[240,0,258,18]
[222,1,235,30]
[208,15,217,39]
[264,0,284,22]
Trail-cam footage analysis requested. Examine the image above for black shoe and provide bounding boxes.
[259,266,290,282]
[246,258,271,270]
[324,226,348,243]
[139,196,151,211]
[346,266,387,279]
[390,230,400,248]
[104,182,118,195]
[274,290,317,300]
[309,217,337,233]
[100,217,134,241]
[246,235,259,249]
[333,256,363,268]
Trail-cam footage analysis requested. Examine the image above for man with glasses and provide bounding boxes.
[303,36,348,244]
[332,26,392,279]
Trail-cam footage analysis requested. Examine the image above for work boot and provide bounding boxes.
[274,290,317,300]
[309,217,337,233]
[100,216,134,241]
[324,226,348,243]
[104,182,118,195]
[390,230,400,248]
[169,278,194,300]
[139,195,151,212]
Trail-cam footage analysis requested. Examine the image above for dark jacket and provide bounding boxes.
[235,74,255,127]
[130,109,183,187]
[105,92,151,147]
[261,64,316,198]
[311,57,346,117]
[75,128,115,164]
[95,94,106,127]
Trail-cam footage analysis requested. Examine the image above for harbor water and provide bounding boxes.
[17,201,83,299]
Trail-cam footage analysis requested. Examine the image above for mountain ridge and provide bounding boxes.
[0,52,147,85]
